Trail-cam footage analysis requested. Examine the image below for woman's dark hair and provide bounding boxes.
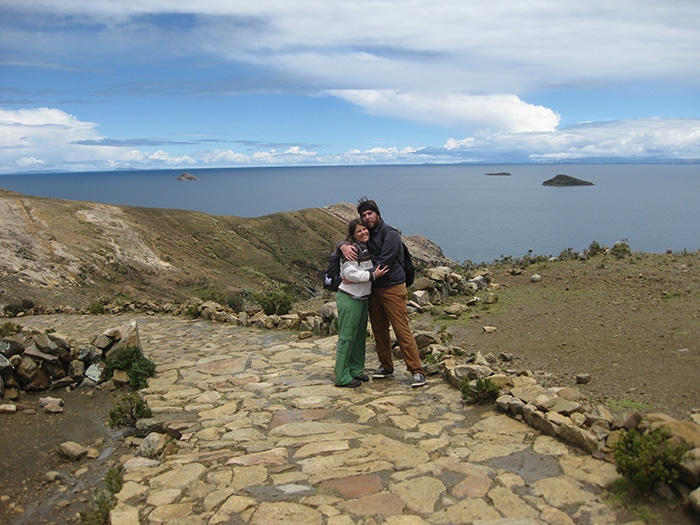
[346,218,365,243]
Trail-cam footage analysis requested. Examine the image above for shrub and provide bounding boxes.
[586,240,605,257]
[0,321,22,337]
[105,346,156,390]
[185,304,201,318]
[109,392,152,429]
[253,290,294,315]
[80,488,115,525]
[104,465,124,494]
[200,289,247,311]
[88,301,106,315]
[610,240,632,259]
[460,377,500,404]
[79,466,123,525]
[3,298,35,317]
[89,297,111,314]
[438,324,453,344]
[612,428,690,494]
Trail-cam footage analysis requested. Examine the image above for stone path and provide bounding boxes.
[19,315,628,525]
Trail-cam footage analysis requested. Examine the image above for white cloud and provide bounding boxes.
[2,107,699,173]
[7,2,700,93]
[330,90,560,133]
[0,108,116,172]
[3,1,700,171]
[445,118,700,161]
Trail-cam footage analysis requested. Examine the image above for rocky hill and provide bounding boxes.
[0,189,449,310]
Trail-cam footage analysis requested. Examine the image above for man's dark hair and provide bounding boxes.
[357,197,380,217]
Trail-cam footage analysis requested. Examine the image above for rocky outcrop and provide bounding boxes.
[0,320,144,399]
[176,172,198,181]
[542,174,594,186]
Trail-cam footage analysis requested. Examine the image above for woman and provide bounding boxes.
[335,219,388,387]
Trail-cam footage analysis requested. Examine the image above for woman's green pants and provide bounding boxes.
[334,291,368,385]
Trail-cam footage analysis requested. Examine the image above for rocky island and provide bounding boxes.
[176,172,198,181]
[542,174,594,186]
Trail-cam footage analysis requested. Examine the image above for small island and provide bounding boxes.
[485,172,511,176]
[542,174,594,186]
[176,172,198,181]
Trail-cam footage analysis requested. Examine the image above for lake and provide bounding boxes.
[1,163,698,263]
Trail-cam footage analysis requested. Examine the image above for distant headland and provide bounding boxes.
[176,172,198,181]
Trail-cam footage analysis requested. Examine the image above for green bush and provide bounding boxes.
[253,290,294,315]
[586,240,605,257]
[185,304,201,318]
[438,324,453,345]
[79,466,123,525]
[0,321,22,337]
[612,428,690,494]
[88,301,106,315]
[80,488,115,525]
[200,289,247,311]
[104,465,123,494]
[109,392,152,429]
[610,240,632,259]
[460,377,500,404]
[105,346,156,390]
[3,299,35,317]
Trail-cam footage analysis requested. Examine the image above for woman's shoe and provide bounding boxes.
[354,374,370,382]
[336,379,362,388]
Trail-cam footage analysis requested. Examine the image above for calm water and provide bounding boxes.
[1,164,698,263]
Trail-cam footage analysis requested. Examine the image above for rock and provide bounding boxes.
[138,432,170,459]
[468,275,489,290]
[0,337,25,358]
[176,172,198,181]
[575,373,592,384]
[104,321,141,361]
[43,401,64,414]
[689,486,700,514]
[24,365,52,390]
[45,471,62,482]
[484,292,498,304]
[85,362,107,383]
[31,332,59,354]
[58,441,89,461]
[39,396,64,407]
[112,369,130,386]
[647,413,700,448]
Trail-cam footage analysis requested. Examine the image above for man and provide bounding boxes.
[340,197,427,388]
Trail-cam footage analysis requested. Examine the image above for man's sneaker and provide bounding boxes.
[411,373,427,387]
[354,373,370,382]
[372,367,393,379]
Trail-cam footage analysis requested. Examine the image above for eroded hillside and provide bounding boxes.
[0,189,448,309]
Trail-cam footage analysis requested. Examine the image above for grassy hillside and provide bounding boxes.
[0,188,349,308]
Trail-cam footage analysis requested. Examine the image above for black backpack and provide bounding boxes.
[402,242,415,287]
[322,248,342,292]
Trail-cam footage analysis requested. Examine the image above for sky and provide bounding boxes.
[1,1,700,174]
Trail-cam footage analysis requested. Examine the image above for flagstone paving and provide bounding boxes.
[18,314,631,525]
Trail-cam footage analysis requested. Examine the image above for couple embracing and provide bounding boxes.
[333,197,427,389]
